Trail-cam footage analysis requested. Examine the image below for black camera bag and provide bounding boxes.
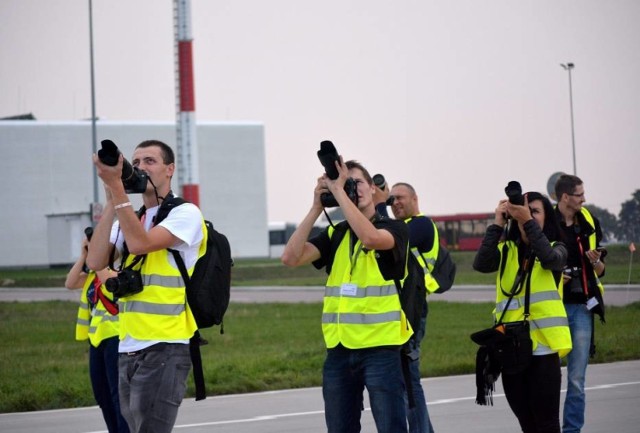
[470,248,534,405]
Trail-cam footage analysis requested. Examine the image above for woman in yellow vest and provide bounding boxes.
[473,191,572,433]
[65,233,130,433]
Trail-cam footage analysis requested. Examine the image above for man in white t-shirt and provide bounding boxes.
[87,140,203,433]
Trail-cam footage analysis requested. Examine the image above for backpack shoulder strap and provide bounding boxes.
[326,221,349,274]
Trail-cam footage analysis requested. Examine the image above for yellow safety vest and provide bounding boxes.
[495,241,572,358]
[75,273,120,347]
[322,226,413,349]
[118,223,206,341]
[581,207,605,297]
[405,214,440,294]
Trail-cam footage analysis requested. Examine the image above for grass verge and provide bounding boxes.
[1,300,638,413]
[1,244,638,287]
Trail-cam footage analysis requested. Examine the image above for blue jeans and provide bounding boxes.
[405,310,435,433]
[90,337,130,433]
[323,345,408,433]
[118,343,192,433]
[562,304,593,433]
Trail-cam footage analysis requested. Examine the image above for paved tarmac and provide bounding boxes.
[1,285,638,433]
[1,360,638,433]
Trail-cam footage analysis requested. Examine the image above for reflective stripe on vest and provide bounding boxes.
[118,222,205,341]
[495,241,572,358]
[75,273,120,346]
[581,207,605,296]
[323,226,412,349]
[324,284,397,298]
[406,215,440,293]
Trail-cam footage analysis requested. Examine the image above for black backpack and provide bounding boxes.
[428,244,457,294]
[395,252,427,333]
[155,195,233,331]
[154,194,233,401]
[409,218,456,294]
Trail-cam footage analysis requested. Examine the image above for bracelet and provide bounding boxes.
[114,202,132,210]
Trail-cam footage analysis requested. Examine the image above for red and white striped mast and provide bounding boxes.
[174,0,199,206]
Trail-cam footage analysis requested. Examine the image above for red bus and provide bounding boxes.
[431,212,494,251]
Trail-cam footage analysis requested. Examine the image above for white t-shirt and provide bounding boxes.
[110,202,203,352]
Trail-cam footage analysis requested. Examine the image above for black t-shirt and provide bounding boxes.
[309,216,408,281]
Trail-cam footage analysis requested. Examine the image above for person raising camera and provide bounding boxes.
[86,140,204,433]
[554,174,606,433]
[281,143,412,433]
[473,185,571,433]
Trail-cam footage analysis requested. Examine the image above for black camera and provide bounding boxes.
[505,181,524,206]
[105,268,144,298]
[98,139,148,194]
[372,173,395,206]
[563,266,583,294]
[317,140,359,208]
[563,266,582,278]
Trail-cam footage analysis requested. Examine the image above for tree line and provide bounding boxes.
[586,189,640,244]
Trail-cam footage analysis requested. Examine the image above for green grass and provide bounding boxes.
[2,244,638,287]
[1,300,639,413]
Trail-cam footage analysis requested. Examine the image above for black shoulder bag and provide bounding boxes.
[470,246,534,405]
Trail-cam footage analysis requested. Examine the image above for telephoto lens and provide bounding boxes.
[97,139,148,194]
[505,181,524,206]
[317,140,340,180]
[372,174,386,190]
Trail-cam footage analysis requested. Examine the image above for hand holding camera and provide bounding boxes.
[96,140,148,194]
[504,181,531,223]
[317,140,358,208]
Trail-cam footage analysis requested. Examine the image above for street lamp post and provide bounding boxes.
[560,62,577,175]
[88,0,100,223]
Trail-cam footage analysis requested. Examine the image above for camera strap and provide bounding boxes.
[93,276,119,315]
[496,245,534,325]
[574,233,590,297]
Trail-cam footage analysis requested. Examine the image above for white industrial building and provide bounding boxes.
[0,120,268,268]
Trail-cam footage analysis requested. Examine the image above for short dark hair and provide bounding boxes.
[345,160,373,185]
[136,140,175,165]
[554,174,583,199]
[391,182,417,196]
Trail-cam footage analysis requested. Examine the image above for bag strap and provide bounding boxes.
[496,247,534,325]
[169,242,207,401]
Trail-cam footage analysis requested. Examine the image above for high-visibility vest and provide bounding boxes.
[405,214,440,294]
[322,226,413,349]
[581,207,605,297]
[118,225,205,341]
[75,274,120,347]
[495,241,572,358]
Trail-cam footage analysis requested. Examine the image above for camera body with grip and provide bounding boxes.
[317,140,358,208]
[105,268,144,298]
[98,140,148,194]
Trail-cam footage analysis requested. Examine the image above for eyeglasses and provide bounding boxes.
[568,192,585,198]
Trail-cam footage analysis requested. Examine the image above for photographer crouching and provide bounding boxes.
[86,139,204,433]
[281,141,412,433]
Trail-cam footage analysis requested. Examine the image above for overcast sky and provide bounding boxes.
[1,0,638,223]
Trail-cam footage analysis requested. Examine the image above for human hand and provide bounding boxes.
[585,248,603,267]
[506,194,532,224]
[325,155,348,195]
[373,182,390,206]
[494,199,509,226]
[93,153,124,192]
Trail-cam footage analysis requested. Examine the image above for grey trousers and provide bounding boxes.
[118,343,192,433]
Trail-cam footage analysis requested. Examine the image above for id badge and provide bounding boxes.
[340,283,358,297]
[586,297,599,310]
